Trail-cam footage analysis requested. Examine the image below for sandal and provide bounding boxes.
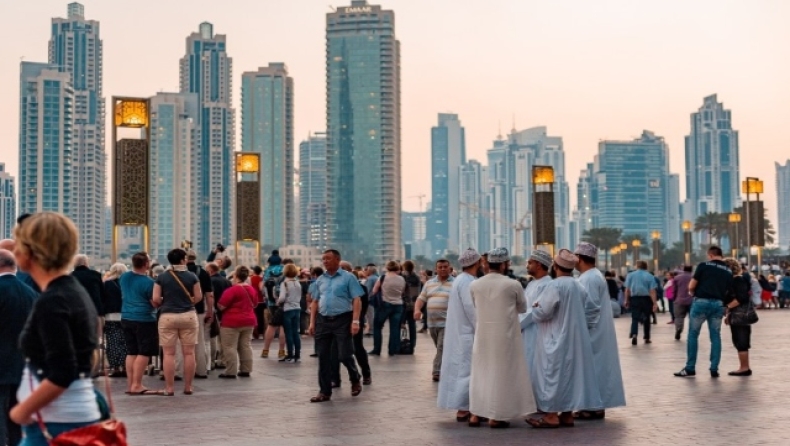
[573,410,605,420]
[183,389,193,395]
[162,391,175,397]
[310,393,331,403]
[526,417,560,429]
[489,420,511,429]
[468,415,481,428]
[456,412,471,422]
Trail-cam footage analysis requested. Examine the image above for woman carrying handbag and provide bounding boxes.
[723,259,757,377]
[10,212,127,445]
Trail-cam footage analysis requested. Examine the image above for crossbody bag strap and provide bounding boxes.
[241,284,257,307]
[169,270,194,303]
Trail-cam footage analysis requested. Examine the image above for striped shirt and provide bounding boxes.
[418,276,454,328]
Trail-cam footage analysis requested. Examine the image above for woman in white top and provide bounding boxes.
[278,264,303,362]
[369,261,407,356]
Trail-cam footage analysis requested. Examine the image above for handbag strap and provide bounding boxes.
[241,284,257,307]
[169,270,194,303]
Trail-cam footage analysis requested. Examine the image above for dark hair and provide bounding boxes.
[252,265,263,275]
[311,266,324,277]
[272,250,279,255]
[235,266,250,282]
[283,258,294,265]
[683,264,693,272]
[131,252,149,269]
[402,260,415,273]
[435,259,450,266]
[577,254,595,266]
[488,262,504,271]
[167,248,187,266]
[636,260,648,270]
[223,256,233,270]
[323,249,341,259]
[708,245,723,257]
[604,270,614,278]
[425,270,433,276]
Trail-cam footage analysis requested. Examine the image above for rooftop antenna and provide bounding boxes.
[511,113,517,133]
[497,121,503,140]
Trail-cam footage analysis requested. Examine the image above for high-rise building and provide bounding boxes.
[591,130,679,244]
[571,163,595,248]
[148,93,201,263]
[18,62,74,217]
[326,1,401,265]
[401,211,431,258]
[428,113,465,255]
[485,126,570,256]
[776,161,790,250]
[0,164,15,239]
[684,94,740,221]
[458,159,489,252]
[180,22,235,255]
[241,63,294,247]
[50,3,105,258]
[298,133,328,250]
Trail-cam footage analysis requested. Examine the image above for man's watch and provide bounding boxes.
[352,321,360,325]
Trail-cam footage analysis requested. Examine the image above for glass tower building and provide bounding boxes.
[241,63,294,248]
[148,93,201,263]
[299,133,328,250]
[684,94,740,221]
[776,161,790,250]
[0,164,15,239]
[18,62,74,217]
[49,2,105,258]
[592,130,680,243]
[326,1,401,265]
[429,113,465,256]
[179,22,235,256]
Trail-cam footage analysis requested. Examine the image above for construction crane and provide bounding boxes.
[410,194,427,213]
[460,202,531,257]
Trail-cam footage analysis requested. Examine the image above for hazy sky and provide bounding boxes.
[2,0,789,232]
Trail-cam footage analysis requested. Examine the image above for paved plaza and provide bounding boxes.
[111,310,788,445]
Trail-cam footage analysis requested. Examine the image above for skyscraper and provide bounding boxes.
[18,62,74,217]
[241,63,294,248]
[458,159,489,252]
[180,22,235,255]
[148,93,201,263]
[326,1,401,265]
[50,2,105,258]
[0,163,15,239]
[299,133,328,250]
[684,94,740,221]
[428,113,465,255]
[591,131,679,244]
[776,161,790,250]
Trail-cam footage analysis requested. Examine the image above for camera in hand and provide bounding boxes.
[216,243,226,252]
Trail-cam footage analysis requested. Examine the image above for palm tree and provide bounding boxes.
[582,227,623,269]
[694,212,728,245]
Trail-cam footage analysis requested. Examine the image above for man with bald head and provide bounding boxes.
[0,249,36,445]
[0,239,39,293]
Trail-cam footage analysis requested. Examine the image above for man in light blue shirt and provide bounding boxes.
[308,249,364,402]
[624,261,657,346]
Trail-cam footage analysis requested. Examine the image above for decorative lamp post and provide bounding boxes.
[651,231,661,273]
[728,213,741,259]
[619,242,628,270]
[742,177,765,270]
[236,152,262,267]
[683,220,692,265]
[532,166,556,257]
[632,239,641,263]
[612,247,620,270]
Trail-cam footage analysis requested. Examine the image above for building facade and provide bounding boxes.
[49,2,105,258]
[401,211,431,259]
[326,1,401,265]
[148,93,201,263]
[0,164,15,239]
[180,22,235,256]
[591,130,680,245]
[684,94,740,221]
[298,133,328,250]
[18,62,74,217]
[458,159,489,252]
[776,161,790,250]
[241,63,294,248]
[428,113,465,255]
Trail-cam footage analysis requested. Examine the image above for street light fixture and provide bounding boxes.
[728,213,741,259]
[532,166,556,257]
[742,177,765,270]
[632,239,641,263]
[682,220,692,265]
[651,231,661,273]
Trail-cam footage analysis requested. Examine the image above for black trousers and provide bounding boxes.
[630,296,653,340]
[331,318,371,383]
[316,312,360,396]
[0,384,21,446]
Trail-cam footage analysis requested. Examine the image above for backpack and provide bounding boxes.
[264,265,284,305]
[370,275,384,309]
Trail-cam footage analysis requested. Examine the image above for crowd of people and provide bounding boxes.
[0,211,771,443]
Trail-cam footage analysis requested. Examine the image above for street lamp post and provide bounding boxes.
[632,239,641,264]
[682,220,692,265]
[728,213,741,259]
[619,242,628,271]
[236,153,262,267]
[652,231,661,273]
[742,177,765,271]
[532,166,556,257]
[612,247,620,271]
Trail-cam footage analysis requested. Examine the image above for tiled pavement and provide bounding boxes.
[109,310,789,445]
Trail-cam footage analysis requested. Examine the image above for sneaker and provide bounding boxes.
[710,370,720,378]
[630,335,637,346]
[673,368,695,377]
[292,357,300,363]
[674,329,681,341]
[260,349,269,358]
[278,350,286,359]
[279,355,293,363]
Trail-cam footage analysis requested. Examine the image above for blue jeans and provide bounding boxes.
[21,420,99,446]
[372,302,403,355]
[685,298,725,372]
[282,309,302,358]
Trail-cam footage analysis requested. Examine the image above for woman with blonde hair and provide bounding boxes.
[369,260,407,356]
[217,266,258,377]
[10,213,102,444]
[723,259,754,376]
[278,264,303,362]
[103,263,128,377]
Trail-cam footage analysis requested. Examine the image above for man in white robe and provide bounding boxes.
[574,243,626,420]
[525,249,602,428]
[437,248,482,423]
[519,249,553,414]
[469,248,534,428]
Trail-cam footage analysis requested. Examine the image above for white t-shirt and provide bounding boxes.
[17,367,101,423]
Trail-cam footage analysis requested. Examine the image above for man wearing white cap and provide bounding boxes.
[573,243,626,420]
[519,249,553,414]
[468,248,533,428]
[525,249,602,428]
[437,248,483,425]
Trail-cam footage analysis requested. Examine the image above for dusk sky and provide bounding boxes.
[2,0,789,231]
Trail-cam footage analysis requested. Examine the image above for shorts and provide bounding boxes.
[730,324,751,352]
[121,320,159,357]
[158,311,199,347]
[266,307,283,327]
